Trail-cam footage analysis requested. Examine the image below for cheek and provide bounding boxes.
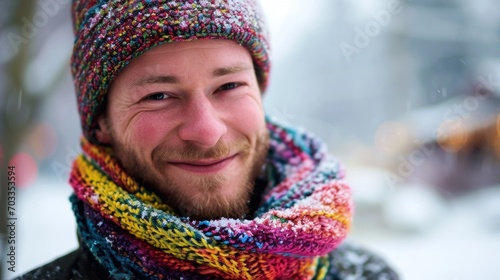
[128,113,174,147]
[226,96,265,137]
[135,121,158,141]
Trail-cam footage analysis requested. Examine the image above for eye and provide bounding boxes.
[217,82,242,91]
[145,92,169,101]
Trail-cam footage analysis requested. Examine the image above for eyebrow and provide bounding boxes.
[212,64,253,77]
[131,64,253,87]
[131,75,179,87]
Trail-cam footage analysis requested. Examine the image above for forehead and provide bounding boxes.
[122,39,254,74]
[145,39,247,54]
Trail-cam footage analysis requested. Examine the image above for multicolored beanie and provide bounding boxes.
[71,0,270,143]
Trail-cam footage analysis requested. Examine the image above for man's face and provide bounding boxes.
[97,40,269,220]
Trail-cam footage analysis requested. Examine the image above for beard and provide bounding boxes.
[107,128,269,221]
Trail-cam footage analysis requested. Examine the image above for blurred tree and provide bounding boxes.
[1,0,67,277]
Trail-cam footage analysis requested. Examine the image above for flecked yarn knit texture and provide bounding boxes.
[69,118,352,279]
[71,0,270,143]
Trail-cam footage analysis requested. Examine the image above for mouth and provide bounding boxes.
[168,154,237,174]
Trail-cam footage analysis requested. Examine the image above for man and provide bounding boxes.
[17,0,398,279]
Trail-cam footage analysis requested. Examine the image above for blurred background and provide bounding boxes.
[2,0,500,279]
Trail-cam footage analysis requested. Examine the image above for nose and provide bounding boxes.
[177,96,227,147]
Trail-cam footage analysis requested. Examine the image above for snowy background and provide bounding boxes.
[2,0,500,279]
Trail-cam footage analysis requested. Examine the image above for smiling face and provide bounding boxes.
[96,40,269,220]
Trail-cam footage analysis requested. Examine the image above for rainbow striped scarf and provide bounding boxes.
[69,119,352,279]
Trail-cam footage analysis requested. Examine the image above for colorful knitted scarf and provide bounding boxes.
[69,119,352,279]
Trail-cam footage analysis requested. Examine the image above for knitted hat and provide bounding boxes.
[71,0,270,144]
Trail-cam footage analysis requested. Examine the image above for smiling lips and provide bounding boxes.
[168,154,237,174]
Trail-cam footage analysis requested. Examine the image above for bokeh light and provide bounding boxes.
[497,114,500,140]
[437,120,468,152]
[494,114,500,159]
[28,122,58,159]
[478,115,500,157]
[375,121,412,156]
[8,152,39,189]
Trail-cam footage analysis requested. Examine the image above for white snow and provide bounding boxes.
[6,176,78,278]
